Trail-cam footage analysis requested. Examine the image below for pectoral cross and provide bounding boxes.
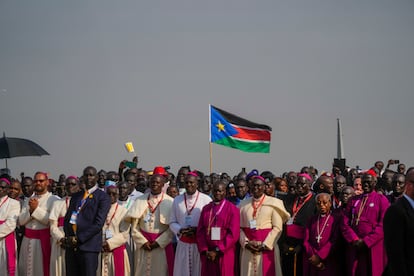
[316,235,322,243]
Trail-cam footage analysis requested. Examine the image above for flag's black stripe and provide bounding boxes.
[212,105,272,131]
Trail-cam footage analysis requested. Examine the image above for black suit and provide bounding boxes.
[64,187,111,276]
[383,196,414,276]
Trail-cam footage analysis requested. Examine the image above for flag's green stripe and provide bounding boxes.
[214,137,270,153]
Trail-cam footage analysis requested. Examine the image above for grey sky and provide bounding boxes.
[1,0,413,178]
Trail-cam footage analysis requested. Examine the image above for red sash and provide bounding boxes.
[25,228,51,276]
[57,217,64,227]
[0,220,16,276]
[141,229,175,276]
[112,244,126,276]
[242,228,275,276]
[286,223,306,240]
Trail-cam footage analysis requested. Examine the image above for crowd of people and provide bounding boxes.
[0,158,412,276]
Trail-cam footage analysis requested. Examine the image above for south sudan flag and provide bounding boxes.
[209,105,272,153]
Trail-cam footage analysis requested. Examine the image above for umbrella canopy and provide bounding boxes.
[0,133,49,159]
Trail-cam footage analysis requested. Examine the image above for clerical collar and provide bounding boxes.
[87,184,98,195]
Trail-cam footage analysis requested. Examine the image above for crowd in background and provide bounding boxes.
[0,158,412,276]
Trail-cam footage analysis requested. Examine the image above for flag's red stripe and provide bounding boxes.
[232,126,271,141]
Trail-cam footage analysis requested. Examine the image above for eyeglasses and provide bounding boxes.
[34,179,47,183]
[0,185,8,189]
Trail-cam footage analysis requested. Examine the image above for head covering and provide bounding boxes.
[0,178,11,185]
[298,173,313,182]
[105,180,117,190]
[152,166,168,177]
[246,169,259,182]
[66,175,79,181]
[187,171,199,177]
[251,175,266,183]
[365,169,377,178]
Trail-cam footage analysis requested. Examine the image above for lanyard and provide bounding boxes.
[184,191,200,215]
[207,200,226,233]
[106,203,119,226]
[77,191,89,212]
[252,195,266,219]
[292,193,313,216]
[147,193,164,213]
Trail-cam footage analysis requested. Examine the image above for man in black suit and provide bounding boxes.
[63,166,111,276]
[383,168,414,276]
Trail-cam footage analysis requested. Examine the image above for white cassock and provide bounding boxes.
[49,196,71,276]
[169,191,212,276]
[18,192,59,276]
[0,196,20,276]
[99,203,130,276]
[118,196,136,275]
[125,192,174,276]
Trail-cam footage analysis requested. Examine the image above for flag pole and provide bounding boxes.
[209,104,213,174]
[209,142,213,174]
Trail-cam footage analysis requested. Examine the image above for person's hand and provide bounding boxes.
[246,241,261,255]
[132,156,138,164]
[150,241,160,250]
[119,160,127,170]
[142,241,152,251]
[206,251,218,261]
[308,254,321,266]
[29,198,39,214]
[102,241,111,252]
[352,239,367,250]
[59,238,66,249]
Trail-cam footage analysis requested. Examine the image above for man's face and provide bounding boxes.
[65,178,79,196]
[316,194,332,214]
[167,186,179,198]
[382,172,394,190]
[184,175,198,195]
[212,184,226,202]
[97,171,106,188]
[83,168,98,190]
[22,179,34,197]
[0,180,9,198]
[177,168,189,185]
[8,181,21,199]
[118,182,130,200]
[106,186,119,204]
[295,176,310,197]
[353,178,363,195]
[265,182,275,197]
[126,174,137,193]
[375,162,384,172]
[56,181,66,198]
[340,187,354,205]
[397,164,406,174]
[320,177,334,195]
[236,180,248,199]
[334,176,346,195]
[33,173,49,194]
[150,175,164,195]
[362,174,376,194]
[392,175,406,195]
[251,179,265,199]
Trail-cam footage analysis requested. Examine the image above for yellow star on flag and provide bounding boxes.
[216,121,225,132]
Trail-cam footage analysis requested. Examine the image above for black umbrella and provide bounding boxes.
[0,132,50,168]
